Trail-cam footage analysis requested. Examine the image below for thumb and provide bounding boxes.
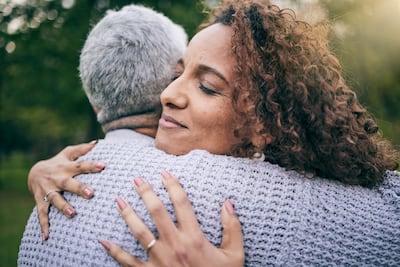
[220,200,244,263]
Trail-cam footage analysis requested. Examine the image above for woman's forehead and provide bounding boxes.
[183,24,235,75]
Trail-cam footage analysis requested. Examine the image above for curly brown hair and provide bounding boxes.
[203,0,399,187]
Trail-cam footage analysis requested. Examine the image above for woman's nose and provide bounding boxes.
[160,78,188,109]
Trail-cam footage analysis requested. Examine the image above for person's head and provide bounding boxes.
[156,0,398,187]
[79,4,187,135]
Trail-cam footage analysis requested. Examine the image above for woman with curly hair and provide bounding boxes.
[197,0,398,188]
[26,0,399,266]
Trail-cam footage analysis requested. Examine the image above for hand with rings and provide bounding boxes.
[28,141,106,240]
[100,171,245,267]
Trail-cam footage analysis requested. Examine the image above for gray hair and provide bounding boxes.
[79,4,187,125]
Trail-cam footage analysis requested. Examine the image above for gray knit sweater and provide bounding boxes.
[18,129,400,266]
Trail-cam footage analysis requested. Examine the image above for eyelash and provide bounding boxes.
[171,71,220,96]
[199,83,218,96]
[171,75,181,81]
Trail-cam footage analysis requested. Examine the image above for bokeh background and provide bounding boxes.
[1,0,399,266]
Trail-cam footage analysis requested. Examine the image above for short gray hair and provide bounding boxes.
[79,4,187,125]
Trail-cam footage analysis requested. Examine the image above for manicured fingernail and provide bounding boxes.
[224,200,235,215]
[116,197,127,211]
[95,162,105,170]
[100,240,111,251]
[133,177,144,187]
[89,140,98,145]
[42,232,48,241]
[161,170,170,181]
[65,208,75,217]
[83,188,93,198]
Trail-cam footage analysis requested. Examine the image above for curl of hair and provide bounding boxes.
[205,0,399,187]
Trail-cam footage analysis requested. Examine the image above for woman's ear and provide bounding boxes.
[251,133,273,148]
[93,106,99,114]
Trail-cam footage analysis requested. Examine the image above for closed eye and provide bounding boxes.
[199,83,223,96]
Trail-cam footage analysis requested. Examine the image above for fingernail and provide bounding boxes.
[100,240,111,251]
[89,140,98,145]
[224,200,235,215]
[95,162,105,170]
[65,208,75,217]
[116,197,127,211]
[83,188,93,198]
[133,177,144,187]
[42,232,48,241]
[161,170,170,181]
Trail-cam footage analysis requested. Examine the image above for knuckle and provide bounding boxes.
[60,178,69,189]
[137,182,152,194]
[77,183,86,193]
[146,200,163,215]
[120,207,133,220]
[172,244,188,263]
[60,202,70,212]
[133,227,147,241]
[63,145,73,154]
[190,232,205,250]
[74,161,83,170]
[173,190,189,208]
[37,205,48,215]
[47,192,59,203]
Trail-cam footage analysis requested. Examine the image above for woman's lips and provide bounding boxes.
[158,115,186,129]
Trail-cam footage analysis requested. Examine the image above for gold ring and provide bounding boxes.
[43,190,60,202]
[145,239,156,255]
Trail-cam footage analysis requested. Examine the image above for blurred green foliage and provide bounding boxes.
[320,0,400,143]
[0,0,399,266]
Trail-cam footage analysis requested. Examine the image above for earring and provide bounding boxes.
[252,152,265,161]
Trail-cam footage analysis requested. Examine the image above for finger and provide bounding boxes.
[219,200,244,263]
[63,160,105,178]
[48,192,76,218]
[53,160,105,180]
[58,177,94,199]
[116,197,156,250]
[100,240,143,267]
[133,177,176,240]
[160,171,199,232]
[62,141,98,161]
[37,202,50,240]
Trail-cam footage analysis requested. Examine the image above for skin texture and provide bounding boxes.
[156,24,240,156]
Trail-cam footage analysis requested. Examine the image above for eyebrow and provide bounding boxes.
[198,64,229,86]
[178,59,229,86]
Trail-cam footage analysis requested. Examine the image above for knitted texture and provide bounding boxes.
[18,130,400,266]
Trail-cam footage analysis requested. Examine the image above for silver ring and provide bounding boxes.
[145,239,157,255]
[43,190,59,202]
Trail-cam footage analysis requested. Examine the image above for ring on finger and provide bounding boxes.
[44,190,60,202]
[145,239,157,255]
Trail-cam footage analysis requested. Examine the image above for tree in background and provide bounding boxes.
[1,0,399,161]
[0,0,207,158]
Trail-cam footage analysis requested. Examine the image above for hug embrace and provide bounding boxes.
[19,0,399,266]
